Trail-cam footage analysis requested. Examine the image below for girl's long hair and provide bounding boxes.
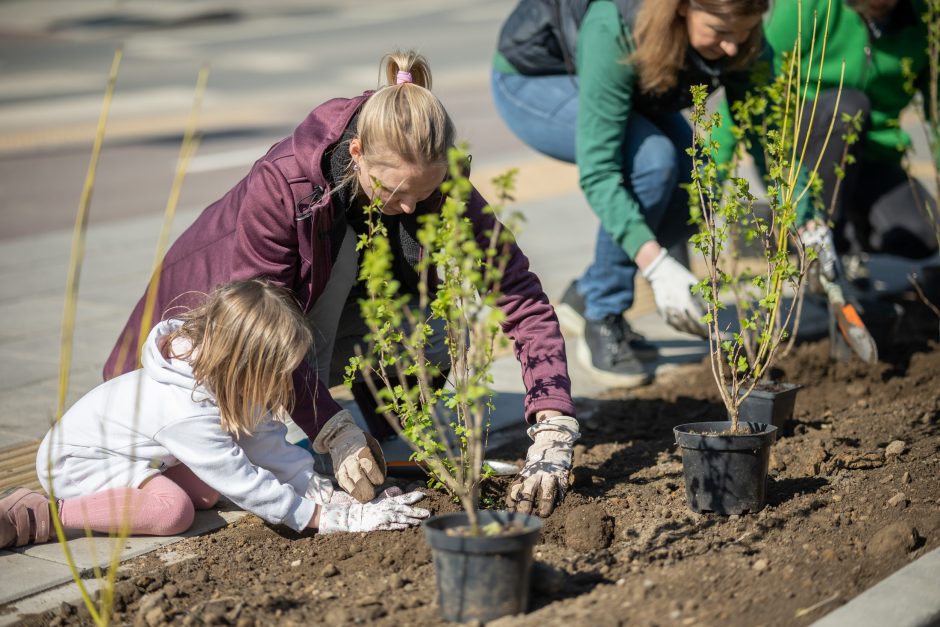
[628,0,768,94]
[165,279,312,437]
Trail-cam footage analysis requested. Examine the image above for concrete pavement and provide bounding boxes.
[0,0,938,622]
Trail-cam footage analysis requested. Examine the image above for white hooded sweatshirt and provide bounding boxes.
[37,320,325,532]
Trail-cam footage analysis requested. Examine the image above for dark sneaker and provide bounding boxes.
[557,282,659,360]
[579,315,655,387]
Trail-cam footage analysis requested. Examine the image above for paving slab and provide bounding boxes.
[0,550,76,606]
[0,507,248,609]
[811,546,940,627]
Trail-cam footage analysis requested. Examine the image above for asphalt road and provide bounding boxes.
[0,0,531,240]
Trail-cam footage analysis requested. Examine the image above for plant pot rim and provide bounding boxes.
[423,510,542,554]
[674,420,777,450]
[728,380,803,399]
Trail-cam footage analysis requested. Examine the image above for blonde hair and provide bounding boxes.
[628,0,767,95]
[356,50,456,169]
[165,279,312,437]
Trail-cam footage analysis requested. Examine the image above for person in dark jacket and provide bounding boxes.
[492,0,767,387]
[106,51,579,517]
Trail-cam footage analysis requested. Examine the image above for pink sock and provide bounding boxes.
[58,475,195,536]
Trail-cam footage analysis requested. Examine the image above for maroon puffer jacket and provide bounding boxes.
[105,93,575,437]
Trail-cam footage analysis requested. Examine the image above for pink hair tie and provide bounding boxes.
[396,70,413,85]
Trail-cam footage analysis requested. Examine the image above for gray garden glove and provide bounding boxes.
[318,487,430,533]
[642,249,708,338]
[312,410,387,503]
[507,416,580,517]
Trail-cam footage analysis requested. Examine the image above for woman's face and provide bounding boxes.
[683,7,763,61]
[350,140,446,216]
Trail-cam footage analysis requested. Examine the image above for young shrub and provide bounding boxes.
[688,0,843,430]
[346,146,520,533]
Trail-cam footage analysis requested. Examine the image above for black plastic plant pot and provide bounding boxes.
[731,381,803,429]
[422,510,543,623]
[674,421,777,515]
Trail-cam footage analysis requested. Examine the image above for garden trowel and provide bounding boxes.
[821,274,878,364]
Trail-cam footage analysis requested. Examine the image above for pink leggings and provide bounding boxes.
[58,465,220,537]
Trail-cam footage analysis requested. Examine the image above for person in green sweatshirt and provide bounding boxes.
[714,0,939,281]
[492,0,768,386]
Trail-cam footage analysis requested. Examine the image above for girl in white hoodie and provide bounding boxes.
[0,279,428,548]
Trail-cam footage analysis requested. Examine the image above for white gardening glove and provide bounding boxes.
[312,410,387,503]
[641,249,708,338]
[304,472,335,505]
[317,487,430,534]
[800,221,842,299]
[507,416,580,517]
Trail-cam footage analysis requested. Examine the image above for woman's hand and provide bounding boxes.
[506,416,580,517]
[312,410,387,502]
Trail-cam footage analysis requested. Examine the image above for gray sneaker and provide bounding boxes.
[579,315,654,388]
[557,282,658,360]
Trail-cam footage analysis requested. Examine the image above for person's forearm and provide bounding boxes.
[535,410,564,422]
[634,240,663,273]
[308,505,321,529]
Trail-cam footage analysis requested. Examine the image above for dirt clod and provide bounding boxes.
[866,521,920,558]
[564,504,612,552]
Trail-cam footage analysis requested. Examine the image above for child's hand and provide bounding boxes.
[317,489,429,533]
[304,473,335,504]
[312,410,387,503]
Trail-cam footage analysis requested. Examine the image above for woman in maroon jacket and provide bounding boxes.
[105,50,578,517]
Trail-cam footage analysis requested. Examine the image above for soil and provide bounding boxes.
[8,336,940,627]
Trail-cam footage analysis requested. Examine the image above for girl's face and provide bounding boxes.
[683,7,763,61]
[349,139,446,216]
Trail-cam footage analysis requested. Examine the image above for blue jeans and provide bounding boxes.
[492,69,694,319]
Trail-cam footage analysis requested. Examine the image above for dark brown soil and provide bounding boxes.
[10,338,940,627]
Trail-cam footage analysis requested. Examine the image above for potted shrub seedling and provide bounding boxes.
[346,147,541,623]
[676,3,842,514]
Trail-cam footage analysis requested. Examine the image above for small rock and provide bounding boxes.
[752,559,769,572]
[902,471,912,484]
[387,573,405,590]
[885,440,906,458]
[321,563,339,578]
[324,608,350,624]
[887,492,908,508]
[866,521,919,557]
[832,494,843,502]
[846,382,868,397]
[290,559,301,568]
[143,607,165,627]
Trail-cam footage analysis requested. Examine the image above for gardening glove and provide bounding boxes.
[507,416,580,518]
[312,410,387,503]
[304,472,335,505]
[317,488,430,533]
[641,249,708,338]
[800,222,840,296]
